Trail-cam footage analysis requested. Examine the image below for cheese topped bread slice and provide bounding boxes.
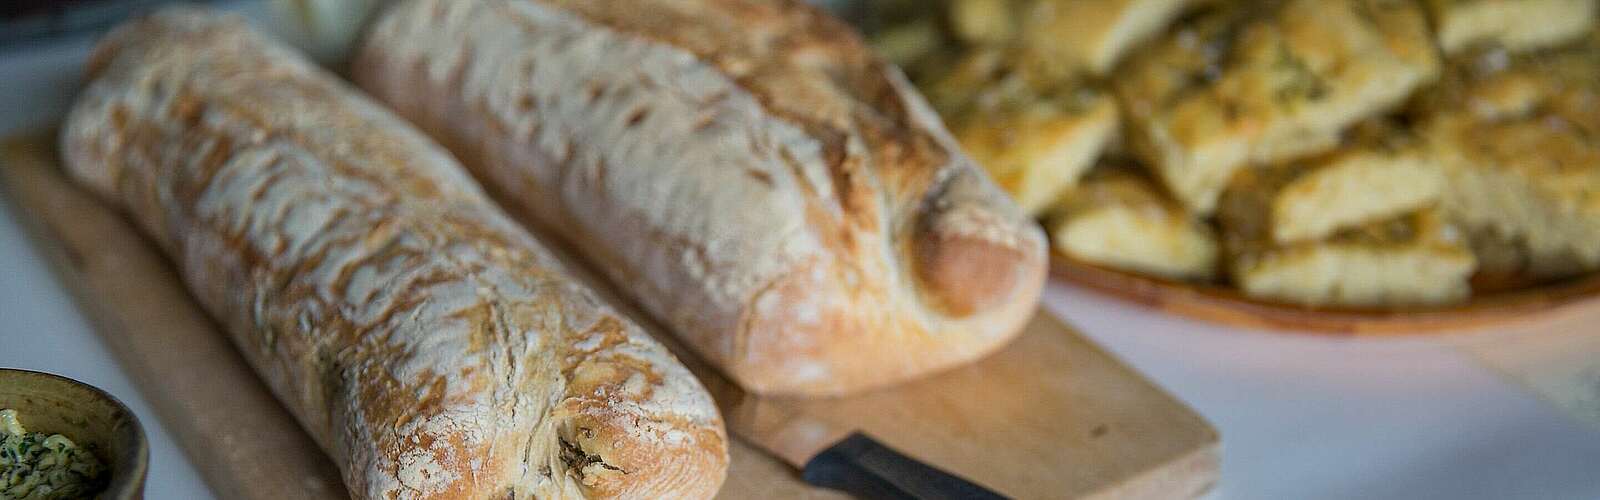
[1219,203,1476,308]
[1017,0,1208,78]
[951,0,1024,46]
[1115,0,1439,214]
[945,0,1206,77]
[924,49,1121,215]
[1419,36,1600,279]
[1425,0,1597,55]
[1050,166,1219,280]
[1225,122,1443,245]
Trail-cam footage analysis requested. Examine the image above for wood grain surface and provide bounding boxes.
[1053,253,1600,335]
[1,132,1218,499]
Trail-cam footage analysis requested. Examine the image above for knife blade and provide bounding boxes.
[712,378,1008,500]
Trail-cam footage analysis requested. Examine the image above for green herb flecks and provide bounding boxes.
[0,409,108,500]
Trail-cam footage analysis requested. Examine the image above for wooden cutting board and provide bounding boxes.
[0,132,1218,499]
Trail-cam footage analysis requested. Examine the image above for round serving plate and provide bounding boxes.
[1051,253,1600,335]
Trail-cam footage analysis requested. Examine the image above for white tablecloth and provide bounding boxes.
[2,5,1598,498]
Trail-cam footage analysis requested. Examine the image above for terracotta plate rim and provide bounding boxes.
[1050,252,1600,336]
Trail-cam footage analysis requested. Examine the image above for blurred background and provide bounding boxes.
[2,1,1600,499]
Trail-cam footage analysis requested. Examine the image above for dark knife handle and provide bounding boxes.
[801,432,1010,500]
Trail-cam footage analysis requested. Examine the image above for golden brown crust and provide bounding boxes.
[354,0,1045,396]
[915,48,1121,216]
[62,8,727,499]
[1019,0,1207,77]
[1050,166,1219,280]
[1424,0,1597,55]
[1417,34,1600,279]
[1220,202,1476,307]
[1114,0,1439,214]
[1217,121,1442,245]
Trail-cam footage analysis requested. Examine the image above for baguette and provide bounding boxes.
[61,9,727,498]
[353,0,1048,396]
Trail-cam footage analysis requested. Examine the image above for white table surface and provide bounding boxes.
[3,6,1600,499]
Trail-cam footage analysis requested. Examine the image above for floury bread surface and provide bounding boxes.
[354,0,1048,396]
[61,9,727,499]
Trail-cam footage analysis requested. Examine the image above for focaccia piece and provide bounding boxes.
[1115,0,1439,214]
[1050,166,1218,280]
[1222,122,1442,245]
[1420,36,1600,279]
[925,49,1120,215]
[1220,206,1476,308]
[1425,0,1597,55]
[951,0,1023,46]
[1018,0,1207,78]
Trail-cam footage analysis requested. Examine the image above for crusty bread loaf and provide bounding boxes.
[61,9,727,498]
[353,0,1048,396]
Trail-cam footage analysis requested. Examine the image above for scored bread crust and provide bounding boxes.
[60,9,727,499]
[353,0,1048,396]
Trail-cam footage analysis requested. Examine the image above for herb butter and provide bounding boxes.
[0,409,107,500]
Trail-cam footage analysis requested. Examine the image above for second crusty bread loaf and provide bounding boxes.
[62,9,727,498]
[353,0,1048,396]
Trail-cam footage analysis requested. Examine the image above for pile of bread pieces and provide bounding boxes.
[872,0,1600,308]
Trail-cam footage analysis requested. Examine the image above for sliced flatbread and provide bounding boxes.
[1419,34,1600,279]
[927,49,1120,215]
[1222,122,1442,245]
[1051,166,1218,280]
[1220,206,1476,308]
[1425,0,1597,55]
[1115,0,1439,214]
[1017,0,1208,78]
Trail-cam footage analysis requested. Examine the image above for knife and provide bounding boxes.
[698,366,1007,500]
[737,401,1010,499]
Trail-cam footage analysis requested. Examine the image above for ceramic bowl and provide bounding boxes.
[0,368,149,500]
